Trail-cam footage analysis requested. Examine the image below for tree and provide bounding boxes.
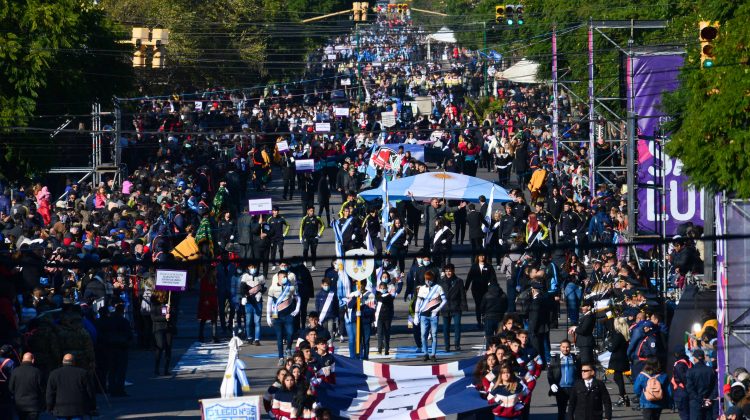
[663,1,750,197]
[0,0,132,180]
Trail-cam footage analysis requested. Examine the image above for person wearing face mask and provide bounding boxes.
[315,278,338,343]
[415,255,440,290]
[414,271,446,362]
[404,253,424,302]
[465,252,498,330]
[240,262,265,345]
[375,272,398,355]
[228,264,244,338]
[345,279,375,360]
[266,270,300,366]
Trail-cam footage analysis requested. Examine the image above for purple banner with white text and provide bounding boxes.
[629,54,704,234]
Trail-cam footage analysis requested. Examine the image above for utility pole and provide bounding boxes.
[552,25,559,163]
[483,22,488,96]
[587,18,596,193]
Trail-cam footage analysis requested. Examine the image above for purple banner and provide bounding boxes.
[715,193,726,406]
[629,54,705,234]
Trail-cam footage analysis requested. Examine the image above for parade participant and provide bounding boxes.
[385,217,410,272]
[602,317,630,408]
[268,206,290,269]
[315,278,338,344]
[548,339,580,420]
[414,271,446,362]
[8,352,44,420]
[263,368,288,414]
[299,206,325,270]
[297,312,332,351]
[431,217,454,267]
[271,374,297,420]
[362,206,383,254]
[345,279,375,360]
[313,337,335,384]
[197,266,219,343]
[566,363,612,420]
[465,252,498,329]
[375,272,397,355]
[439,263,468,352]
[267,270,301,366]
[527,281,552,365]
[336,206,362,252]
[487,362,530,420]
[150,290,174,376]
[407,193,465,246]
[240,262,266,346]
[480,281,508,342]
[289,259,314,333]
[568,299,596,364]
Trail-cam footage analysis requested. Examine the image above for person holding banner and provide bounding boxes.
[414,271,446,362]
[345,280,375,360]
[150,290,174,376]
[266,270,300,366]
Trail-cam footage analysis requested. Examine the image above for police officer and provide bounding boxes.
[558,200,579,244]
[686,349,716,420]
[299,206,325,270]
[267,206,290,270]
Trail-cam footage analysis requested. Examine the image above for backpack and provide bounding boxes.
[516,287,532,314]
[643,373,664,402]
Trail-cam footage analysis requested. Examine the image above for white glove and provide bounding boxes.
[559,231,564,237]
[300,238,303,243]
[241,297,248,305]
[316,235,320,239]
[356,311,361,317]
[572,229,577,233]
[349,291,361,298]
[551,384,559,393]
[482,226,488,233]
[266,317,273,327]
[413,317,420,326]
[498,239,504,245]
[230,235,235,240]
[441,239,446,244]
[291,309,299,317]
[351,234,356,240]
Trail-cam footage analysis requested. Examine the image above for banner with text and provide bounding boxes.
[629,54,704,234]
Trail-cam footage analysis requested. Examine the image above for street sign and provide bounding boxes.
[344,248,375,281]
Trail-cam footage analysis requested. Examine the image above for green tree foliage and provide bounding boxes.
[0,0,132,180]
[663,1,750,197]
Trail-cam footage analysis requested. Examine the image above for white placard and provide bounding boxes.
[334,107,349,117]
[155,269,188,292]
[341,78,352,86]
[295,159,315,172]
[381,112,397,128]
[201,396,260,420]
[327,54,337,60]
[315,122,331,132]
[247,198,273,215]
[276,140,289,153]
[195,101,203,111]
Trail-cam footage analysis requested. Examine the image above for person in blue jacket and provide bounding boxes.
[633,358,672,420]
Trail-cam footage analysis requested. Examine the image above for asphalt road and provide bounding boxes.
[92,163,677,419]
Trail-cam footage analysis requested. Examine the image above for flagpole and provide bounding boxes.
[356,280,361,357]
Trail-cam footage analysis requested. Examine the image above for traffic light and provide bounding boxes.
[131,27,149,67]
[505,5,515,25]
[495,5,504,24]
[515,5,524,25]
[699,21,719,68]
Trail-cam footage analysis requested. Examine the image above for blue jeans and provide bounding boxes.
[485,318,500,339]
[345,321,372,360]
[564,282,582,324]
[272,314,294,358]
[442,313,461,348]
[420,315,439,356]
[245,302,262,341]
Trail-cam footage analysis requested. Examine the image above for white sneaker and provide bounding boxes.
[271,265,277,271]
[496,265,502,271]
[278,358,285,367]
[584,256,591,266]
[311,266,317,271]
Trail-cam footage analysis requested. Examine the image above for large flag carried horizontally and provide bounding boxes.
[317,355,487,419]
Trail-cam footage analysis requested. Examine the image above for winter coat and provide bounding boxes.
[439,275,468,315]
[605,331,630,372]
[480,283,508,321]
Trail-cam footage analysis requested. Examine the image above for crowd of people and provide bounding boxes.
[0,5,739,420]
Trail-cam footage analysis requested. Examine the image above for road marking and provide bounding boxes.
[172,341,229,374]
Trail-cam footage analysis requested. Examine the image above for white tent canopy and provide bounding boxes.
[498,58,542,84]
[427,27,457,44]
